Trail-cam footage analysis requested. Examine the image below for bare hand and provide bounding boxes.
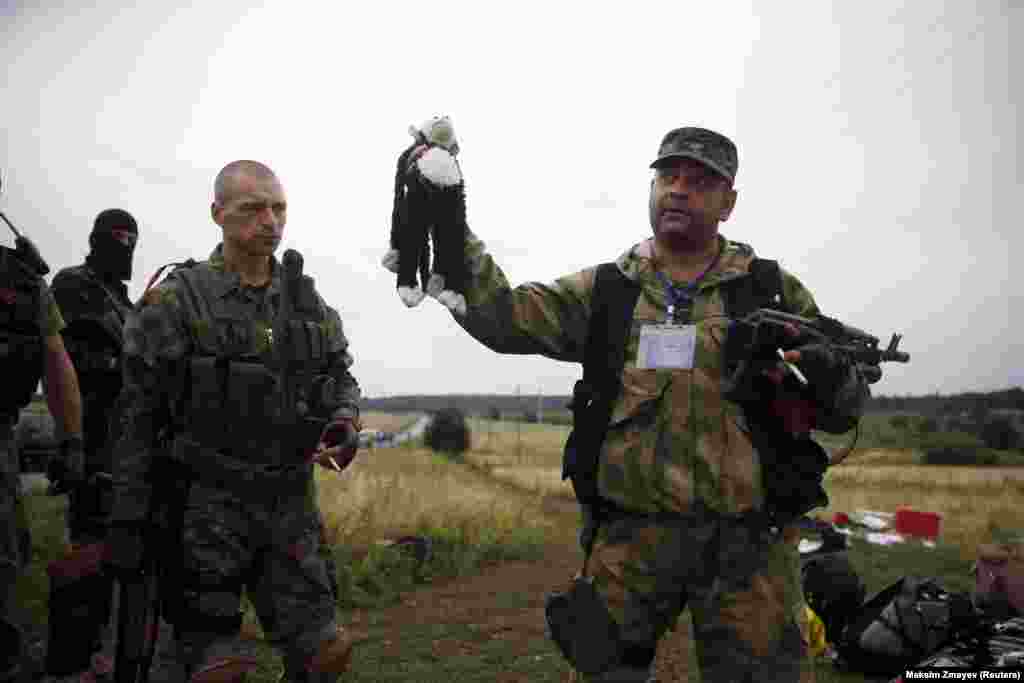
[764,323,802,385]
[309,419,360,473]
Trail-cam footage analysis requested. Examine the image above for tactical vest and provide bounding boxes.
[563,257,785,507]
[51,266,131,378]
[0,246,45,419]
[171,264,340,465]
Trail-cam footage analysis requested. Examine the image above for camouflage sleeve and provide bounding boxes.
[779,266,820,318]
[110,282,190,524]
[38,282,65,337]
[780,267,870,433]
[454,228,593,362]
[320,301,361,422]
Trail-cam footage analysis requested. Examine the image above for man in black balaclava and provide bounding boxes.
[86,208,138,282]
[45,209,137,681]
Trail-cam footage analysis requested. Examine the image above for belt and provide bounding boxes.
[591,498,788,535]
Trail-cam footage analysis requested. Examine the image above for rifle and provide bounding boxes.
[0,169,49,276]
[723,308,910,466]
[723,308,910,402]
[271,249,346,465]
[113,432,186,682]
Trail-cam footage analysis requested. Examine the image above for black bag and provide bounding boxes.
[544,575,622,675]
[835,576,974,676]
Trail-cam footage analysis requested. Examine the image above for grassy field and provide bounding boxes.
[359,411,423,434]
[13,409,1024,681]
[466,414,1024,555]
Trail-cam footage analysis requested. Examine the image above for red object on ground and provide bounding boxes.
[832,512,850,526]
[894,508,942,539]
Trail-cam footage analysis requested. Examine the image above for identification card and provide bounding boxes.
[636,324,697,370]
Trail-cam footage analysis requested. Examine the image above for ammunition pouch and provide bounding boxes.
[186,355,335,460]
[544,575,623,674]
[187,357,279,452]
[64,335,122,376]
[45,543,112,676]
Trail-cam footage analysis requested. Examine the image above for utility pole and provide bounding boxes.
[516,384,522,459]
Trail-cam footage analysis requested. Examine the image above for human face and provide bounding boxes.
[212,173,287,258]
[649,158,736,253]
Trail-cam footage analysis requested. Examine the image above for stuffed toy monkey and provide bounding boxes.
[382,115,469,316]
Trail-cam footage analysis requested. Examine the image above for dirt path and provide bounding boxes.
[339,494,695,682]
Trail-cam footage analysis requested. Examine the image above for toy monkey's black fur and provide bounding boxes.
[389,140,469,303]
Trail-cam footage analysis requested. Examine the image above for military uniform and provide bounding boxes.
[454,231,868,682]
[1,245,64,679]
[50,263,133,540]
[111,244,360,682]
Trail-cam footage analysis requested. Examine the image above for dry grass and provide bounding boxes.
[464,420,1024,556]
[358,410,422,433]
[315,440,574,550]
[822,464,1024,556]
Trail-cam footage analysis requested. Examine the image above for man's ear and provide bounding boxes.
[719,188,738,222]
[210,202,222,226]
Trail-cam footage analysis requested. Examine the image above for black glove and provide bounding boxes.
[47,436,85,494]
[104,522,145,576]
[792,344,849,404]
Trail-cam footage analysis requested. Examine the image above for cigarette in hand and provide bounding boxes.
[777,348,809,386]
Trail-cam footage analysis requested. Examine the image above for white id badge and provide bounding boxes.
[636,324,697,370]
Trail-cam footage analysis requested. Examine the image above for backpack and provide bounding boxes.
[835,576,976,676]
[562,256,785,506]
[801,550,867,646]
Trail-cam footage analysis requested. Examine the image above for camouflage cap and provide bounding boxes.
[650,127,738,183]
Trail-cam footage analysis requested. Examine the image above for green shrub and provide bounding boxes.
[918,417,938,434]
[889,415,910,429]
[921,447,999,466]
[424,408,470,455]
[980,417,1021,450]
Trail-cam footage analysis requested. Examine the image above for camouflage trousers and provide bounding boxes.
[571,505,815,683]
[173,482,340,681]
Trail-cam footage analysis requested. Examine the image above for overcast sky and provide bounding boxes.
[2,1,1020,399]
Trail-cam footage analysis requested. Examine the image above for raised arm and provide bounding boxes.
[454,228,595,363]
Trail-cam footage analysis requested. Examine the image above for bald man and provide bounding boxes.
[107,161,362,682]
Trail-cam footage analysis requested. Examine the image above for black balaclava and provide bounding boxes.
[87,208,138,281]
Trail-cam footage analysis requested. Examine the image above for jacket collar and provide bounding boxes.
[206,243,281,301]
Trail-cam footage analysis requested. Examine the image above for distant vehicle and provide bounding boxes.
[358,429,382,447]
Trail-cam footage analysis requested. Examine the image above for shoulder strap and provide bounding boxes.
[722,257,785,318]
[582,263,642,393]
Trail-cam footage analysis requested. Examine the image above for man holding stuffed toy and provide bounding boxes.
[106,160,363,682]
[433,127,871,682]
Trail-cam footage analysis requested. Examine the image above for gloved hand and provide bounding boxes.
[104,522,145,576]
[310,417,361,473]
[790,344,847,393]
[48,436,85,494]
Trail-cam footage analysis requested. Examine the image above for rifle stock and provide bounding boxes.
[114,569,161,683]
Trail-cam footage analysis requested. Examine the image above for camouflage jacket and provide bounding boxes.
[455,231,868,515]
[111,244,360,523]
